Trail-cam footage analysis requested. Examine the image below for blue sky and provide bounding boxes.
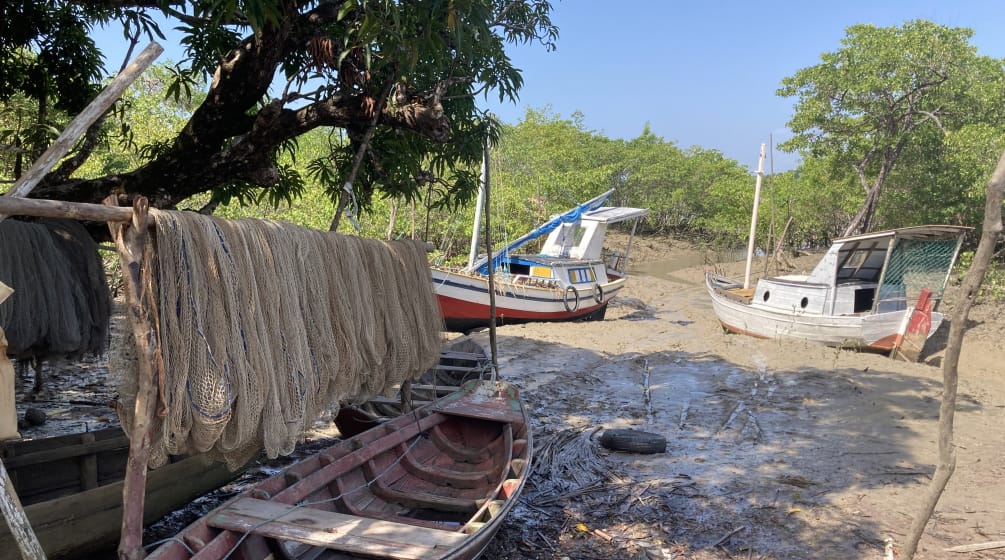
[92,1,1005,173]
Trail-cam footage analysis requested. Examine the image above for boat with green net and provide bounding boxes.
[705,225,970,357]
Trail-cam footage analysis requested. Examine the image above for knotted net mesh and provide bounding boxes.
[112,211,444,468]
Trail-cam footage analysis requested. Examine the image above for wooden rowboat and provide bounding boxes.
[334,337,492,437]
[147,379,532,560]
[0,428,243,559]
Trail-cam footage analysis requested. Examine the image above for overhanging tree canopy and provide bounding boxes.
[0,0,558,221]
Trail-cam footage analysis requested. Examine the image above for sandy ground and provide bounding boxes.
[8,236,1004,560]
[473,238,1005,560]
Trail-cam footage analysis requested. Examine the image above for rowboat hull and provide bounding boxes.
[0,428,243,560]
[147,379,532,560]
[335,337,493,436]
[706,272,944,351]
[432,267,621,331]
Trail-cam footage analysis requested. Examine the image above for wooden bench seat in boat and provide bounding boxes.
[208,497,468,560]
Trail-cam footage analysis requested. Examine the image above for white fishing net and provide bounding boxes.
[113,211,444,469]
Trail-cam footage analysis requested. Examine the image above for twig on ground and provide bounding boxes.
[944,540,1005,553]
[713,526,746,547]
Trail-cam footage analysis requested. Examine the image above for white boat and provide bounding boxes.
[705,225,969,353]
[432,189,648,331]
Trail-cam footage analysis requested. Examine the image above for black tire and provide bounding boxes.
[563,286,580,312]
[592,283,604,304]
[599,429,666,454]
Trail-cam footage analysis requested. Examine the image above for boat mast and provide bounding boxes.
[465,138,490,271]
[743,144,766,290]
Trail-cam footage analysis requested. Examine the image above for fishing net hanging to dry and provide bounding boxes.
[0,219,111,358]
[112,211,444,469]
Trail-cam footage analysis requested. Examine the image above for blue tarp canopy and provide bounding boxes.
[469,189,614,274]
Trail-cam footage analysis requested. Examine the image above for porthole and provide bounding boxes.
[762,291,770,302]
[800,297,809,309]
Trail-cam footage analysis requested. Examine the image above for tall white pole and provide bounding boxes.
[743,144,766,290]
[466,139,489,270]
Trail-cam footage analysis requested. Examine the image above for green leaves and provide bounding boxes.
[778,19,1005,234]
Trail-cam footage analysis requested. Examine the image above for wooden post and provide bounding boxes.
[743,144,766,290]
[480,135,500,380]
[0,43,163,216]
[0,457,46,560]
[107,196,162,560]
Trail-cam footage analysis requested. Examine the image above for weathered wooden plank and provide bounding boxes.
[945,540,1005,553]
[0,458,46,560]
[1,435,128,469]
[0,454,241,559]
[437,351,487,362]
[209,497,466,560]
[426,364,490,374]
[365,396,433,407]
[79,433,98,491]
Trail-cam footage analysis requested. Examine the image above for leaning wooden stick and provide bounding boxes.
[1,43,163,211]
[901,150,1005,559]
[0,456,46,560]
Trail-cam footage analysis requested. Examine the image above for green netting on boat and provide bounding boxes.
[876,238,959,312]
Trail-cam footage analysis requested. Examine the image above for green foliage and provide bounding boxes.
[0,1,106,115]
[956,251,1005,299]
[1,0,559,213]
[778,19,1005,234]
[75,63,206,180]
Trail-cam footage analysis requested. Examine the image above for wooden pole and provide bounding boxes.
[901,150,1005,559]
[0,43,163,216]
[0,196,136,223]
[467,143,489,270]
[107,197,162,560]
[0,457,46,560]
[743,144,766,290]
[481,136,500,380]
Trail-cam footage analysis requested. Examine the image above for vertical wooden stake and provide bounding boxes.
[901,151,1005,559]
[743,144,766,290]
[107,196,160,560]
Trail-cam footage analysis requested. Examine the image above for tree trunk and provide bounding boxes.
[843,185,882,237]
[901,150,1005,559]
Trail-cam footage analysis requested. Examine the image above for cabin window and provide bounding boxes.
[800,297,809,309]
[568,267,596,284]
[507,263,531,275]
[762,291,770,302]
[853,288,875,313]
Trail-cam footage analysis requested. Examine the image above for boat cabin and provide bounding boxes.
[498,206,648,289]
[472,205,648,290]
[540,206,649,262]
[752,225,968,316]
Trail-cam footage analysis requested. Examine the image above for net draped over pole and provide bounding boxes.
[112,211,444,469]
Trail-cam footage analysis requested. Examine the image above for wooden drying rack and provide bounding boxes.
[0,195,165,560]
[0,42,165,560]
